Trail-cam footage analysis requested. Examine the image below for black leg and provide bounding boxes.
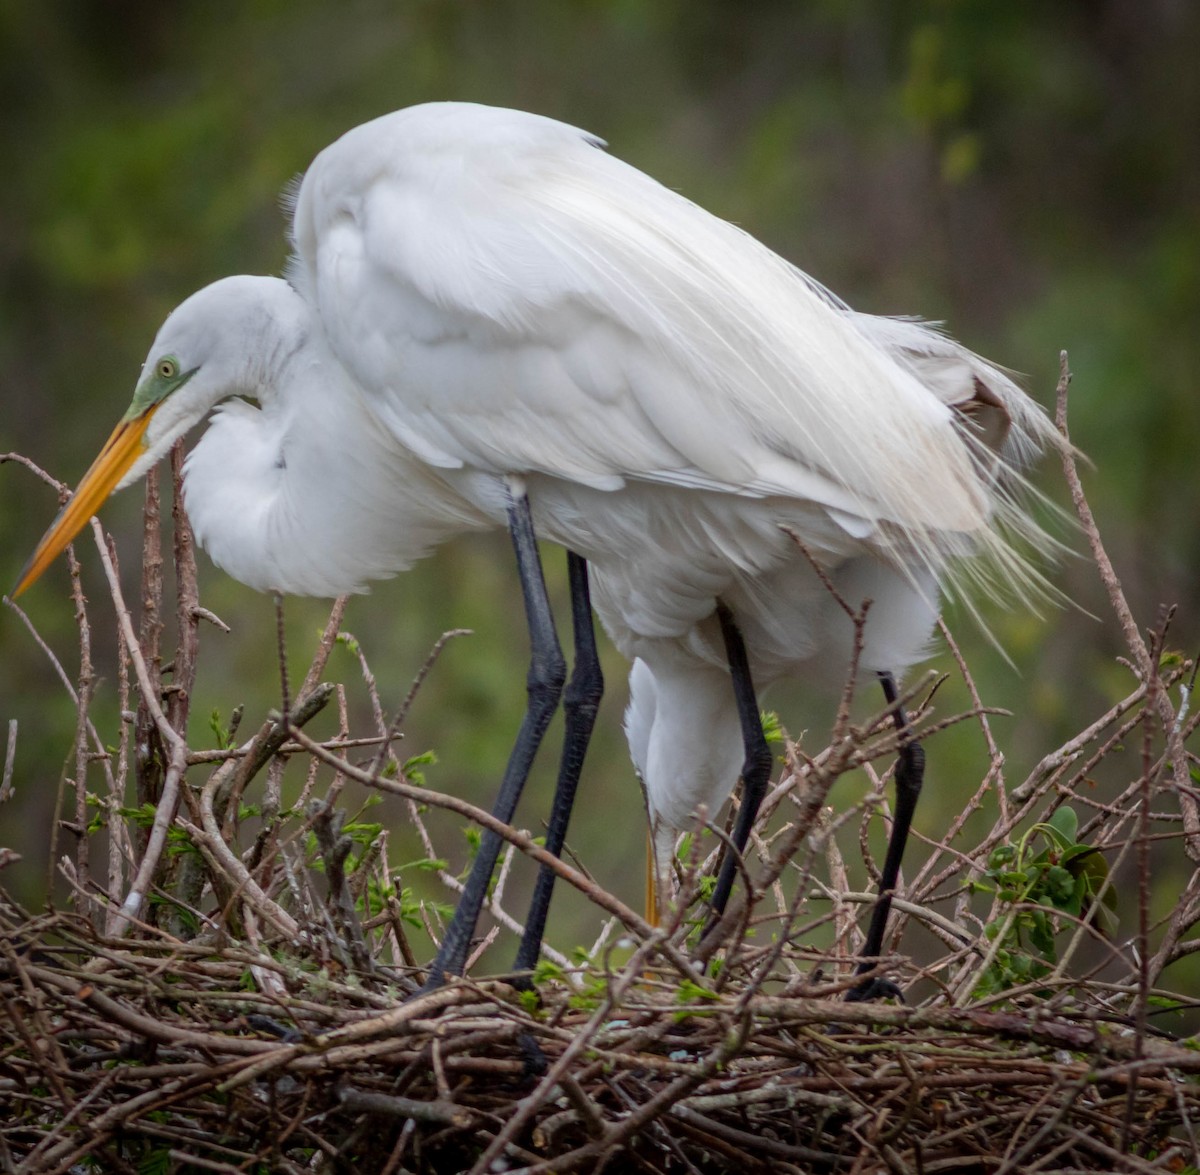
[423,487,566,987]
[513,552,604,978]
[705,603,773,927]
[846,670,924,1002]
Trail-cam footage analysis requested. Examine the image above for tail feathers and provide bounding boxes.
[842,310,1071,620]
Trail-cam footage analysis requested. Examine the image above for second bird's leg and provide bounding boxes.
[512,551,604,980]
[704,603,773,933]
[846,670,924,1002]
[423,486,566,989]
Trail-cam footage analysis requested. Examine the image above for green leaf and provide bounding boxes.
[400,857,448,873]
[344,820,383,847]
[533,959,565,985]
[676,978,719,1003]
[1028,910,1055,957]
[987,845,1016,870]
[760,709,784,746]
[208,707,230,749]
[1074,848,1115,906]
[403,750,438,786]
[117,802,159,829]
[1044,805,1079,847]
[1043,863,1076,906]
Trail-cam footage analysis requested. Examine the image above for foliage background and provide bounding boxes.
[0,2,1196,973]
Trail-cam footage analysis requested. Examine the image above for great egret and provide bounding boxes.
[16,102,1057,995]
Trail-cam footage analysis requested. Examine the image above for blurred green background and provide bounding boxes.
[1,2,1197,976]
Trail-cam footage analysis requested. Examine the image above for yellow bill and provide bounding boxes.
[12,408,158,598]
[646,828,660,928]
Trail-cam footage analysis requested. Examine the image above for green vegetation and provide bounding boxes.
[973,804,1119,996]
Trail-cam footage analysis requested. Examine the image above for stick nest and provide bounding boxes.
[4,897,1200,1175]
[4,359,1200,1173]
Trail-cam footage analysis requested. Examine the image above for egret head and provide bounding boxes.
[13,275,306,596]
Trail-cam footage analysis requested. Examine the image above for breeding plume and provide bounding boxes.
[17,103,1056,994]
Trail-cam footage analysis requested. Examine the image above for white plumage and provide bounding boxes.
[20,101,1056,953]
[169,278,492,596]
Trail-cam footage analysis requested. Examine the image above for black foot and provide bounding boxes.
[845,975,905,1003]
[243,1013,305,1043]
[517,1029,549,1078]
[505,972,550,1076]
[409,963,454,1001]
[407,968,547,1078]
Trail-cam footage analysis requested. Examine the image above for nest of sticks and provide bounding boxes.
[4,890,1200,1175]
[4,359,1200,1173]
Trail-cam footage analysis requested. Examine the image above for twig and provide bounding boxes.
[1,720,16,803]
[67,529,94,910]
[369,628,472,781]
[299,596,349,700]
[309,801,373,973]
[337,1085,474,1126]
[274,593,290,724]
[165,443,205,935]
[133,461,165,865]
[213,684,337,833]
[1124,614,1162,1148]
[189,771,301,942]
[1055,352,1191,814]
[91,517,190,936]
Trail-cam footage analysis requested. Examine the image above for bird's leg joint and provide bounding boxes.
[563,651,603,716]
[525,648,567,705]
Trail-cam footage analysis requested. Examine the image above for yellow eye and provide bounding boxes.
[157,357,178,379]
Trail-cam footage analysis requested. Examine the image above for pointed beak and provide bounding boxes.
[12,408,158,598]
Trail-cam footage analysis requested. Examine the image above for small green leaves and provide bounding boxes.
[567,970,609,1012]
[399,856,449,874]
[84,792,107,835]
[673,977,720,1023]
[532,959,566,985]
[974,805,1117,998]
[165,824,200,860]
[760,709,784,746]
[463,826,482,859]
[118,802,160,829]
[208,707,241,750]
[675,978,719,1004]
[403,750,437,786]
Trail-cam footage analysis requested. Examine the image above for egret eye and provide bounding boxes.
[157,357,178,380]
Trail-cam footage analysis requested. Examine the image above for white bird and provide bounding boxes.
[16,102,1057,995]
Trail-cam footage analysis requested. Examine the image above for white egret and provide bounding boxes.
[16,102,1057,996]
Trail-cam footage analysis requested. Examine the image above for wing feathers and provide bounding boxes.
[292,103,1055,573]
